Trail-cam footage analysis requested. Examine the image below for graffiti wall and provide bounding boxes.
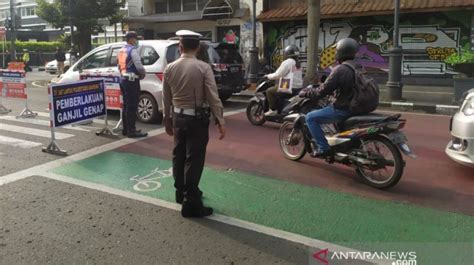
[265,11,472,76]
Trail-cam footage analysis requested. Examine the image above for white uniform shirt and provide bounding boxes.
[267,58,303,89]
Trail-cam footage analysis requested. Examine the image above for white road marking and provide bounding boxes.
[1,110,377,263]
[0,108,246,187]
[0,135,42,149]
[0,115,91,132]
[39,171,383,264]
[0,108,386,264]
[0,123,74,140]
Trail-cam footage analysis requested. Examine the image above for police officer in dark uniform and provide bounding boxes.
[163,30,226,218]
[118,31,148,138]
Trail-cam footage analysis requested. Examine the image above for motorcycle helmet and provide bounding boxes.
[283,45,300,59]
[335,38,360,62]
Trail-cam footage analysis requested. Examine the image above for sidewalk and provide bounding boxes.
[234,84,460,115]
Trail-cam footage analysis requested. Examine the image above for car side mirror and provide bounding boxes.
[76,62,83,73]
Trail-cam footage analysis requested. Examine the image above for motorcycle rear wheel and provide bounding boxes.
[246,101,266,126]
[279,121,306,161]
[355,135,404,189]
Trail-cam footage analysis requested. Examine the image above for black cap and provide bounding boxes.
[125,31,138,40]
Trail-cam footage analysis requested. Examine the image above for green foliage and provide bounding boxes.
[445,49,474,65]
[5,41,64,53]
[35,0,125,54]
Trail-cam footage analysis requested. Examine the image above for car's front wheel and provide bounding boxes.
[137,93,160,124]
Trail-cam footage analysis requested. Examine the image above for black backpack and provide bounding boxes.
[343,62,379,114]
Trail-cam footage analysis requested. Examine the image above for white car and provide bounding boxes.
[56,40,242,124]
[45,53,71,74]
[57,40,175,123]
[446,89,474,167]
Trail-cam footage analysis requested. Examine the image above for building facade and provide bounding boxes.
[258,0,474,78]
[125,0,265,66]
[0,0,63,41]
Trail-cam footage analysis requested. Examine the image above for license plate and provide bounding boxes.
[230,67,239,73]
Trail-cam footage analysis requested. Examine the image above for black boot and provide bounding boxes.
[128,130,148,138]
[181,197,213,218]
[176,189,203,204]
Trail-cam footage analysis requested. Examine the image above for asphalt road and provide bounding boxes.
[1,71,472,264]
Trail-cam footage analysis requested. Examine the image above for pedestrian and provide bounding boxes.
[163,30,226,218]
[4,50,10,69]
[117,31,148,138]
[22,49,32,72]
[55,47,66,77]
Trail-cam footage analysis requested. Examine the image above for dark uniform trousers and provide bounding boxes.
[172,113,210,198]
[120,79,140,133]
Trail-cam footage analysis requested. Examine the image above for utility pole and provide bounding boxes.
[114,23,118,42]
[305,0,321,85]
[386,0,403,101]
[9,0,16,61]
[69,0,74,52]
[247,0,259,84]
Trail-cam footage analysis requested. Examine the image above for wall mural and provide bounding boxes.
[269,22,463,75]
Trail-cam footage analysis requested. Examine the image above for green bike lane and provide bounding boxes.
[49,112,473,264]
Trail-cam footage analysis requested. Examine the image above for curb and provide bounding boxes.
[380,101,459,115]
[230,93,459,116]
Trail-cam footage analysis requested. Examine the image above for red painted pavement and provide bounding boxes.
[117,112,474,216]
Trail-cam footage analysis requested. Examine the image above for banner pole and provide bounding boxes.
[112,109,123,134]
[17,73,38,118]
[42,85,67,156]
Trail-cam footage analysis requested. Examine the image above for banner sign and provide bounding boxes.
[49,79,106,127]
[80,74,123,110]
[0,70,27,99]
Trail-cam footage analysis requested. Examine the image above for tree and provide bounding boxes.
[36,0,124,55]
[305,0,321,85]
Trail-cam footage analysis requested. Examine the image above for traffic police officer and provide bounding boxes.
[118,31,148,138]
[163,30,226,218]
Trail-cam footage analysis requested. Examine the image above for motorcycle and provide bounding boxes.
[279,110,416,189]
[246,79,320,125]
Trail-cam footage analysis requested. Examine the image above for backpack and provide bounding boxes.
[343,62,379,114]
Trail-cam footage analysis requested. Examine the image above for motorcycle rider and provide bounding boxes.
[264,45,304,116]
[299,38,360,157]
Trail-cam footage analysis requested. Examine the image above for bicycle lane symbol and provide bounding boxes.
[129,167,173,192]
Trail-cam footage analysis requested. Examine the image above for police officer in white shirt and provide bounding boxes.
[264,45,304,116]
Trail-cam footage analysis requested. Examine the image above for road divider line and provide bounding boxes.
[39,171,381,264]
[0,124,74,140]
[0,135,42,149]
[0,108,246,186]
[0,115,91,132]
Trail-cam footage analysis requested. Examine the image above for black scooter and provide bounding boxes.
[246,79,319,125]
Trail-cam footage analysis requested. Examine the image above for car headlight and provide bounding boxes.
[462,96,474,116]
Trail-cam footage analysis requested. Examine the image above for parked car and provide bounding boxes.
[446,89,474,167]
[57,40,246,124]
[211,43,246,100]
[45,53,71,74]
[166,41,246,101]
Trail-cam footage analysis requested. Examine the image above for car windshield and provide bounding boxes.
[197,43,220,64]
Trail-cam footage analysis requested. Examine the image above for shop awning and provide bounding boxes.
[258,0,474,22]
